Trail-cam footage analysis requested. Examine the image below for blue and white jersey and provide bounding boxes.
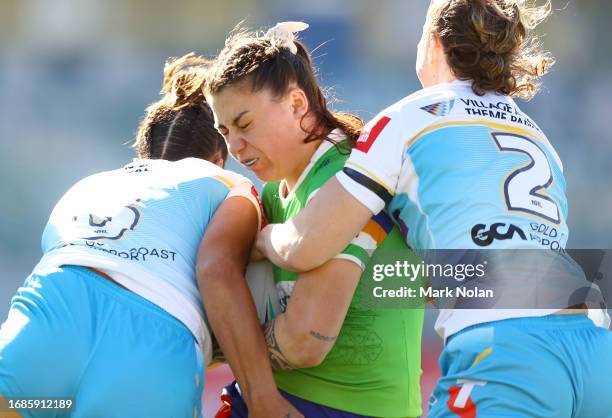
[35,158,262,363]
[336,80,607,338]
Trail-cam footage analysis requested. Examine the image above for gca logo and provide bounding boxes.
[471,223,526,247]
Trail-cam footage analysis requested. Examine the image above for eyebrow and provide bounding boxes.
[217,110,250,130]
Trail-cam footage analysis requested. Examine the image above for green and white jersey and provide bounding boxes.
[262,131,424,417]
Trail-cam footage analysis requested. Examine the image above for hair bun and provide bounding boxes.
[432,0,554,100]
[479,52,506,78]
[161,53,210,109]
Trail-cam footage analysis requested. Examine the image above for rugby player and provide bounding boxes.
[205,22,424,417]
[0,54,299,418]
[257,2,612,416]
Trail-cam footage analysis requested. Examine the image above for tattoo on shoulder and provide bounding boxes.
[263,320,296,371]
[309,330,337,342]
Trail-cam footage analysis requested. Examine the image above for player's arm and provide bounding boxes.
[196,196,302,418]
[256,177,374,272]
[257,115,403,272]
[263,257,362,369]
[263,212,390,369]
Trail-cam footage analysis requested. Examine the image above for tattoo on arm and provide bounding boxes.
[263,320,296,371]
[309,330,337,342]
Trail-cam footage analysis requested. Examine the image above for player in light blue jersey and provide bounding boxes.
[0,54,300,418]
[257,1,612,417]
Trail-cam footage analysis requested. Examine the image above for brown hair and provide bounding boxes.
[205,26,363,150]
[133,53,228,162]
[428,0,554,100]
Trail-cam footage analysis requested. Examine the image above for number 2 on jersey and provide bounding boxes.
[491,132,560,224]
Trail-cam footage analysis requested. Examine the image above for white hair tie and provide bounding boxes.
[265,21,309,54]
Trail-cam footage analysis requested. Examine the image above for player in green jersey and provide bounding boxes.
[205,22,424,417]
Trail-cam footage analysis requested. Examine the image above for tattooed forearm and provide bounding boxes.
[263,320,296,370]
[309,330,337,342]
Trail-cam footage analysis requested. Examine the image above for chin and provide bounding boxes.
[251,168,276,183]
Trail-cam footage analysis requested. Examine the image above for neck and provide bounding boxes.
[423,70,456,88]
[436,70,457,85]
[280,139,322,197]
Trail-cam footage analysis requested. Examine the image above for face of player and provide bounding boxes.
[208,82,314,186]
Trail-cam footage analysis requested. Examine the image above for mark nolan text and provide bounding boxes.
[373,286,494,298]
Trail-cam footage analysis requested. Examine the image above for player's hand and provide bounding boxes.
[254,224,272,260]
[248,394,303,418]
[255,223,300,272]
[249,240,266,261]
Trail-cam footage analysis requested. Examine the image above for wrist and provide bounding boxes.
[243,382,281,408]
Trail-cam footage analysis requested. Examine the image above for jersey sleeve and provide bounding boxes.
[333,210,396,271]
[335,113,405,215]
[336,88,451,215]
[214,173,266,231]
[303,178,395,271]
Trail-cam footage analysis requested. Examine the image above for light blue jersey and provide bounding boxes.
[337,80,612,417]
[390,122,568,251]
[0,158,263,417]
[335,80,597,336]
[338,80,567,252]
[36,157,261,362]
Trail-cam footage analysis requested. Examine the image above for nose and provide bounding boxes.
[226,131,247,158]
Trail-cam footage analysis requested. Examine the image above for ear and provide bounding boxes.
[426,33,438,66]
[214,157,225,169]
[207,151,225,168]
[430,33,445,67]
[287,87,309,119]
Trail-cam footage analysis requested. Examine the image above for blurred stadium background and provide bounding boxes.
[0,0,610,416]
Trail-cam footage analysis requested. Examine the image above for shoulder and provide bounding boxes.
[309,141,350,181]
[357,83,463,152]
[376,83,461,125]
[61,166,124,198]
[168,158,254,189]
